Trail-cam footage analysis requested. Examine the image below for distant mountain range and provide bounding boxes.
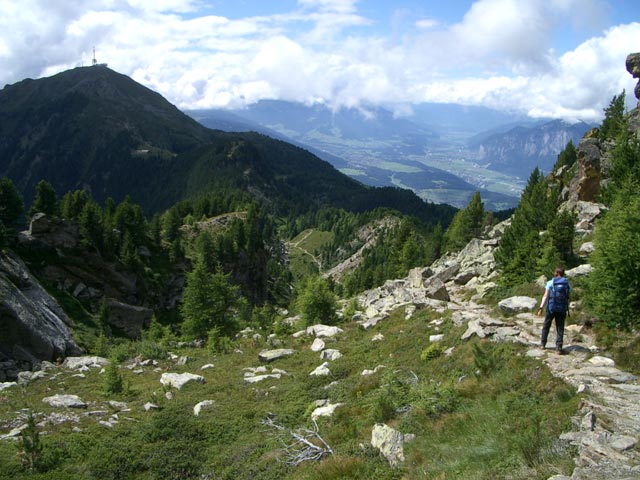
[0,66,455,223]
[467,119,594,178]
[189,101,527,210]
[189,101,592,210]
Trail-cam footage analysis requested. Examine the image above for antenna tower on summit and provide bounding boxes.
[91,47,108,68]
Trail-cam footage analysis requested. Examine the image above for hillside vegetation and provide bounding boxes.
[1,61,640,479]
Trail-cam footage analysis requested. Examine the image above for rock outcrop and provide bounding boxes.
[0,251,81,379]
[627,52,640,105]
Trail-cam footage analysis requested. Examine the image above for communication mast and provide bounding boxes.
[91,47,108,68]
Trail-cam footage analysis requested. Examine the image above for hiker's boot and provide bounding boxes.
[555,346,563,355]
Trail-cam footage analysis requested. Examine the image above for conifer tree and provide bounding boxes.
[600,90,626,141]
[29,180,58,218]
[443,192,484,252]
[589,193,640,329]
[60,189,89,219]
[0,176,23,229]
[297,276,338,326]
[79,200,104,251]
[496,168,556,283]
[181,260,240,339]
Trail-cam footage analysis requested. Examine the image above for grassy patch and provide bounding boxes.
[0,306,579,479]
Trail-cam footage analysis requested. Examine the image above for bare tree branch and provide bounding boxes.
[261,416,334,466]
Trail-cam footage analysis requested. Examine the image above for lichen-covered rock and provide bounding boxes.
[160,372,204,389]
[258,348,295,362]
[42,394,87,408]
[63,356,109,370]
[498,296,537,314]
[371,423,408,467]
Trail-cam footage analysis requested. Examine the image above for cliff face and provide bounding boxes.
[0,251,81,380]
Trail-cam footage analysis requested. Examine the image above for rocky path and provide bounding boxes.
[289,229,323,270]
[355,223,639,478]
[445,283,640,480]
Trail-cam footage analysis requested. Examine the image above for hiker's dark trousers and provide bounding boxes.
[541,310,566,348]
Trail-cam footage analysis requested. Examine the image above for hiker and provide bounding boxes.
[537,267,570,354]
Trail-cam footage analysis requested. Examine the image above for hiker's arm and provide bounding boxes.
[537,289,549,315]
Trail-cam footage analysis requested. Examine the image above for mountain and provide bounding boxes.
[467,119,595,178]
[0,67,454,222]
[189,101,522,210]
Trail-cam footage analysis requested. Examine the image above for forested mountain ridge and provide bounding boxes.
[0,66,454,223]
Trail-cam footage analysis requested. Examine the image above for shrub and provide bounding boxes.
[297,276,338,326]
[420,344,445,362]
[18,411,42,472]
[103,359,124,396]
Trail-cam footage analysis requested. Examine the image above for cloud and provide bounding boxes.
[0,0,636,122]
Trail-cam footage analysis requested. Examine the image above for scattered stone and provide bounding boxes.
[108,401,129,412]
[310,338,325,352]
[498,296,537,314]
[588,356,615,367]
[578,242,595,256]
[193,400,215,416]
[144,402,160,411]
[17,370,48,385]
[306,324,344,338]
[258,349,295,363]
[244,374,282,384]
[429,334,444,343]
[362,365,385,376]
[42,394,87,408]
[175,356,190,366]
[404,305,416,319]
[444,347,455,356]
[0,382,17,391]
[310,362,331,376]
[63,356,109,370]
[372,333,384,342]
[424,278,450,302]
[609,435,636,452]
[461,320,486,340]
[311,402,343,420]
[99,420,115,428]
[160,372,204,389]
[320,349,342,361]
[565,264,593,278]
[200,364,215,370]
[0,425,27,440]
[165,391,173,401]
[371,423,407,468]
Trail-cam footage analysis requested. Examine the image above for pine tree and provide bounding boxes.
[0,176,23,229]
[19,411,42,472]
[496,168,556,283]
[553,140,577,172]
[29,180,58,218]
[79,200,104,251]
[60,189,89,219]
[297,276,338,326]
[443,192,484,252]
[588,190,640,329]
[600,90,626,141]
[181,260,240,339]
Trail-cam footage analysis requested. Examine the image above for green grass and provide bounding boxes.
[0,306,579,479]
[288,229,334,279]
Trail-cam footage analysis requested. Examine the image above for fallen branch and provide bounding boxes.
[261,416,334,466]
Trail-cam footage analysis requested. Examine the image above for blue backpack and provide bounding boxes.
[549,277,569,313]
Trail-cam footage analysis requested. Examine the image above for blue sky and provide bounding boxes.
[0,0,638,121]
